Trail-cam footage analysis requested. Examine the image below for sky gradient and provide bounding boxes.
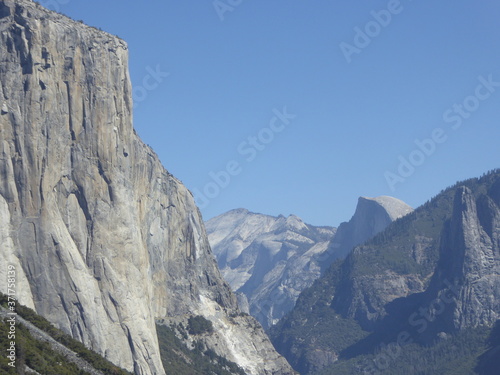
[54,0,500,227]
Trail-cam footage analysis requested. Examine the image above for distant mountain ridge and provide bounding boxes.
[207,209,336,328]
[207,196,412,329]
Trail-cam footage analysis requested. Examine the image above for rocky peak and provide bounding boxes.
[436,185,500,330]
[208,197,412,330]
[326,195,413,260]
[366,195,414,220]
[207,210,336,329]
[283,214,308,232]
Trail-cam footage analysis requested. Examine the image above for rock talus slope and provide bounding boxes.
[0,1,293,374]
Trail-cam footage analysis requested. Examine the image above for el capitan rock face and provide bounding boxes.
[0,1,293,374]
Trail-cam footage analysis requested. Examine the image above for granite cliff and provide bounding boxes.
[326,195,413,261]
[0,1,293,374]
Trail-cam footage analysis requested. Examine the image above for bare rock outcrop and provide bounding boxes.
[208,197,412,330]
[434,185,500,330]
[270,171,500,374]
[327,195,413,260]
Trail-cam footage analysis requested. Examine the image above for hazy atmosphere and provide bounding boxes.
[56,0,500,226]
[1,1,500,374]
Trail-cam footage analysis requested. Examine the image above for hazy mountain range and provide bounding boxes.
[207,196,412,329]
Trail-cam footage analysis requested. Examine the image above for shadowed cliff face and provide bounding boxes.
[329,182,500,332]
[0,1,294,374]
[432,184,500,330]
[327,196,414,261]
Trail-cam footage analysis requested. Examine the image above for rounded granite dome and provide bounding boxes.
[361,196,414,221]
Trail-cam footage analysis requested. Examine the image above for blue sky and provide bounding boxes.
[54,0,500,227]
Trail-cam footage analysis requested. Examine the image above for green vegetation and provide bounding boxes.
[271,306,368,374]
[187,315,214,335]
[0,319,90,375]
[318,326,492,375]
[348,185,455,279]
[0,293,131,374]
[156,323,246,375]
[475,320,500,374]
[351,168,500,279]
[270,260,369,374]
[0,294,244,375]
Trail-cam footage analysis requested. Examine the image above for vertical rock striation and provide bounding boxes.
[270,170,500,374]
[433,184,500,330]
[0,1,293,374]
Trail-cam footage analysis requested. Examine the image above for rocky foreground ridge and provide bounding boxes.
[270,170,500,374]
[0,1,293,374]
